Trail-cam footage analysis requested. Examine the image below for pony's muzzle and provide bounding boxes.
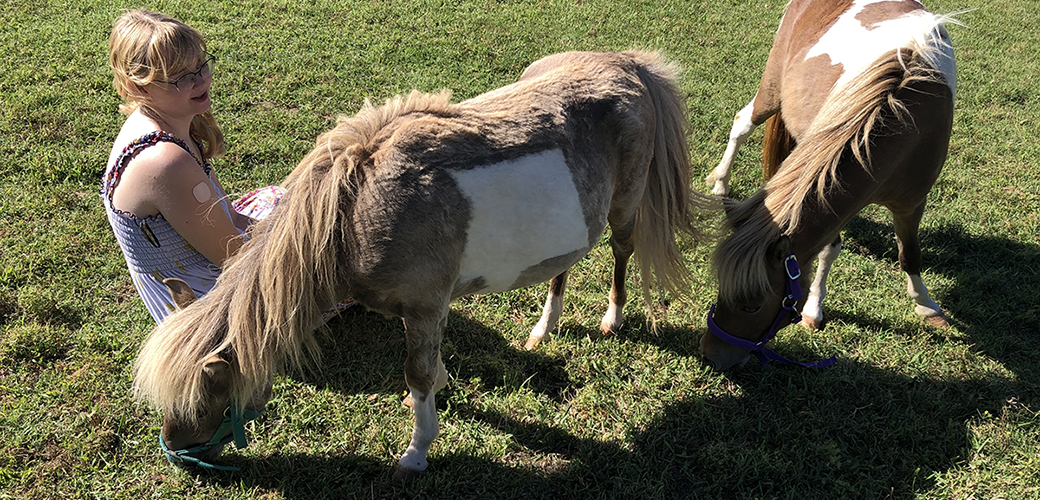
[699,332,751,372]
[160,435,229,469]
[706,353,750,372]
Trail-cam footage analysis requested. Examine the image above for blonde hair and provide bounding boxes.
[109,9,225,158]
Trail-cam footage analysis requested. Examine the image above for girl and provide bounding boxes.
[102,10,350,322]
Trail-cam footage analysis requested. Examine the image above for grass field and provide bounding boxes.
[2,0,1039,498]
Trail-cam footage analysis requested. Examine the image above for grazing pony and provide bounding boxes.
[132,50,712,476]
[701,0,958,371]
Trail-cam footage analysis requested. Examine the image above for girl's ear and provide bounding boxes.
[131,82,148,97]
[119,80,148,101]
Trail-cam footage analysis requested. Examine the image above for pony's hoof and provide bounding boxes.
[599,321,622,336]
[524,336,544,351]
[402,394,413,408]
[706,172,729,196]
[799,316,822,331]
[394,465,424,482]
[599,306,623,336]
[923,313,950,328]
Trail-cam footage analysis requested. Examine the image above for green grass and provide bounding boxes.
[2,0,1039,498]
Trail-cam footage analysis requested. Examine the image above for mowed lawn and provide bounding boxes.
[1,0,1038,498]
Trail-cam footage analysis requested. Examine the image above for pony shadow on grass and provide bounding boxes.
[303,305,580,404]
[842,216,1040,392]
[184,346,1021,499]
[450,358,1019,499]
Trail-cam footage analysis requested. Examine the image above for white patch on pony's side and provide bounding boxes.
[450,149,589,294]
[806,0,957,96]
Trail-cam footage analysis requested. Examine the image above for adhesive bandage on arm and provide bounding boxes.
[192,181,212,203]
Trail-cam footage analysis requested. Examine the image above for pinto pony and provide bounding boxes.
[701,0,958,371]
[133,50,712,475]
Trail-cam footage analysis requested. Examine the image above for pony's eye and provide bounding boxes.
[741,305,762,314]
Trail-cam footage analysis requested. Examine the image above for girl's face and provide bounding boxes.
[143,54,214,120]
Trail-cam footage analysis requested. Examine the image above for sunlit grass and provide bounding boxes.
[1,0,1038,498]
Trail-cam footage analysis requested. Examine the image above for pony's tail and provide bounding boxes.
[761,112,793,182]
[628,52,714,308]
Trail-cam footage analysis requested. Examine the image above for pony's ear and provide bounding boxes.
[722,197,744,226]
[768,235,792,262]
[202,355,229,375]
[163,278,197,310]
[202,355,232,397]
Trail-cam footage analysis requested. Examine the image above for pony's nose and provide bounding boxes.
[704,352,750,373]
[725,357,749,372]
[726,355,751,372]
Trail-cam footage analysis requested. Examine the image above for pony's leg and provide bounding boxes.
[396,311,450,479]
[800,236,842,330]
[600,223,635,335]
[707,99,758,196]
[525,271,568,351]
[892,202,948,327]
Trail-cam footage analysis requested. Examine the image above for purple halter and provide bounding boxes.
[707,254,837,369]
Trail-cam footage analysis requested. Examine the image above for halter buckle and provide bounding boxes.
[784,254,801,280]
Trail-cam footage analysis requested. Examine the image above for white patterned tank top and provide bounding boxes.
[100,131,238,323]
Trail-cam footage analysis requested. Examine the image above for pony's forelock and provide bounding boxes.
[132,293,231,421]
[713,191,781,305]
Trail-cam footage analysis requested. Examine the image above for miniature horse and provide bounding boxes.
[132,51,712,476]
[701,0,957,371]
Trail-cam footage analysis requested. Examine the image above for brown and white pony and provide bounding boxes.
[701,0,958,371]
[132,50,713,476]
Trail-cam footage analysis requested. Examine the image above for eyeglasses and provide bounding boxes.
[158,54,216,92]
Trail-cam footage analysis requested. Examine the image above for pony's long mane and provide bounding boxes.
[764,52,944,232]
[714,19,954,305]
[133,91,456,420]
